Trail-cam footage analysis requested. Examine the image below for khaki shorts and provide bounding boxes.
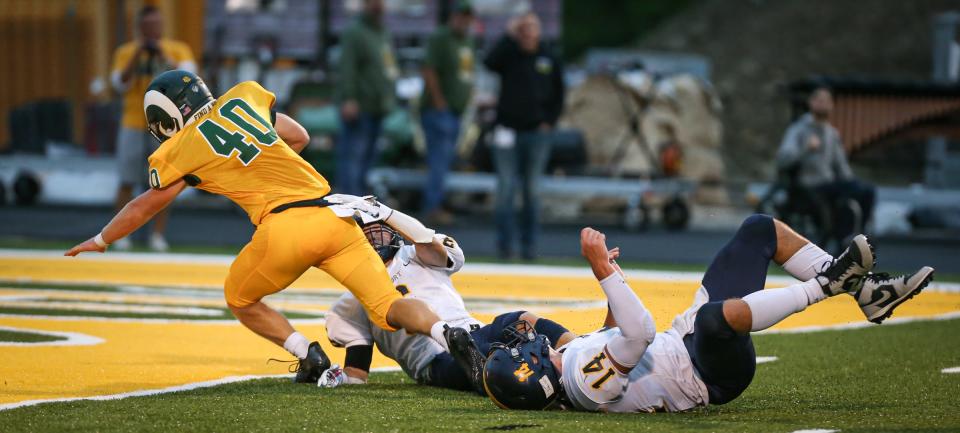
[116,127,158,186]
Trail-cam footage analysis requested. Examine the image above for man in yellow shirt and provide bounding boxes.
[110,5,195,251]
[65,70,487,388]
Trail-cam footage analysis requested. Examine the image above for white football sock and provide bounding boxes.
[430,321,450,351]
[742,279,826,331]
[782,243,833,281]
[283,331,310,359]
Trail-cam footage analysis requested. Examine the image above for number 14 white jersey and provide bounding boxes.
[561,290,711,413]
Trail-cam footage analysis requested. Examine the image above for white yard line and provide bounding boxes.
[0,366,403,412]
[756,356,778,364]
[942,367,960,374]
[0,325,104,347]
[759,311,960,335]
[0,374,289,412]
[791,430,839,433]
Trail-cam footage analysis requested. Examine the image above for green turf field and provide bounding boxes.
[3,319,958,432]
[0,329,65,343]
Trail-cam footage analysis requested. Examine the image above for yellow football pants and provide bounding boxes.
[224,206,401,330]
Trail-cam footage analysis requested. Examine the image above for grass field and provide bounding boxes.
[1,318,958,432]
[0,248,958,432]
[0,329,64,343]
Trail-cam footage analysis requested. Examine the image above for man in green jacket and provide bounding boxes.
[337,0,398,195]
[420,1,475,223]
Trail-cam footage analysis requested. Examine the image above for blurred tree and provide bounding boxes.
[562,0,698,61]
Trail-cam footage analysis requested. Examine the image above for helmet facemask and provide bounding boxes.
[500,319,540,348]
[361,222,404,262]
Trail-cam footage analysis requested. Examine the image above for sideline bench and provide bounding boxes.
[366,168,694,230]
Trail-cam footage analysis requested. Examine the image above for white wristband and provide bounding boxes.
[93,233,109,248]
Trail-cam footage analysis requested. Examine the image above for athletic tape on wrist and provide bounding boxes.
[93,233,109,248]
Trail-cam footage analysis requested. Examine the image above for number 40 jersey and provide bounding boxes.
[147,81,331,225]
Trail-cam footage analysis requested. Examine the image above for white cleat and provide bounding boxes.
[149,234,169,252]
[854,266,935,324]
[113,237,132,251]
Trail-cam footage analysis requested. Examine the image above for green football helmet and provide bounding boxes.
[143,70,214,143]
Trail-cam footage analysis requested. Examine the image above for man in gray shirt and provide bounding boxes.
[776,87,875,240]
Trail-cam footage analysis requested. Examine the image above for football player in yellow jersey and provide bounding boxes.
[66,70,487,388]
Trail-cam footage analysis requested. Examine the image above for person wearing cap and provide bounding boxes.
[419,1,475,224]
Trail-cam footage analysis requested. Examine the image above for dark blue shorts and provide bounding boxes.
[470,310,526,356]
[684,214,777,405]
[425,311,526,393]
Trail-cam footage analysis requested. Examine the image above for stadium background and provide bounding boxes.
[0,1,958,431]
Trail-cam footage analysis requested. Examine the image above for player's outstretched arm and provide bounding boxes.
[380,207,447,268]
[405,216,451,268]
[581,227,656,373]
[581,228,617,280]
[602,247,624,328]
[65,180,187,256]
[342,196,449,267]
[274,112,309,154]
[413,237,455,268]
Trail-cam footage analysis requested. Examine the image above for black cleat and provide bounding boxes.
[444,325,486,395]
[293,341,332,384]
[816,234,875,296]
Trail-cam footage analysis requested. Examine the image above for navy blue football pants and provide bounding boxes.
[685,214,778,405]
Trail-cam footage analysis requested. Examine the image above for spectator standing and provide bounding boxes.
[483,12,564,260]
[776,86,876,241]
[420,1,475,224]
[336,0,398,195]
[110,5,195,251]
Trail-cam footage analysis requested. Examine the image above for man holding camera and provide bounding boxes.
[109,5,195,251]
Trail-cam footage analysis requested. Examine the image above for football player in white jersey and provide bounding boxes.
[482,214,935,412]
[321,198,575,393]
